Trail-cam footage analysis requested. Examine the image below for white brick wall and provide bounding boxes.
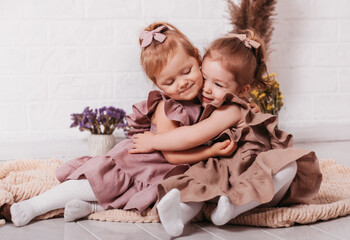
[0,0,349,143]
[271,0,350,140]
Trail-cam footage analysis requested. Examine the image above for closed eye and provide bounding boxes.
[215,83,223,88]
[182,67,191,75]
[166,80,174,85]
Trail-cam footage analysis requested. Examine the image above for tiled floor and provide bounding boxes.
[0,139,350,239]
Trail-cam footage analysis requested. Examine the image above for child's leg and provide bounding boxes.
[267,161,298,207]
[64,199,104,222]
[211,161,297,226]
[10,179,97,226]
[156,188,203,237]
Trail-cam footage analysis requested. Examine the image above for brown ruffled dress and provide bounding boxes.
[56,90,201,212]
[158,93,322,207]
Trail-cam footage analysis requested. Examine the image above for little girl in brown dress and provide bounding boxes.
[131,30,322,237]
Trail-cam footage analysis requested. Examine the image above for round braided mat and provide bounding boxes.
[2,159,349,227]
[88,159,350,227]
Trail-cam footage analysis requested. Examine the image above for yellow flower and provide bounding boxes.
[263,73,276,82]
[267,104,272,111]
[258,93,266,100]
[251,90,259,97]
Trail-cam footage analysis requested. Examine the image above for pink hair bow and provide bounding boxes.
[227,33,261,49]
[140,26,167,48]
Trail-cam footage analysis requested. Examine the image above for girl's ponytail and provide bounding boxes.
[243,30,271,89]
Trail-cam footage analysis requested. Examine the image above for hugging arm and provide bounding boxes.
[130,104,242,153]
[162,140,236,164]
[143,101,236,164]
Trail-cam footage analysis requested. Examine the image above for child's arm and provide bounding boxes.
[144,101,236,164]
[162,139,236,164]
[130,104,242,153]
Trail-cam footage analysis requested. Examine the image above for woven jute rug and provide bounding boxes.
[1,158,350,227]
[87,159,350,227]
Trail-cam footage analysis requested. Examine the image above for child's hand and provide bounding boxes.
[129,132,156,154]
[211,139,237,157]
[249,102,261,113]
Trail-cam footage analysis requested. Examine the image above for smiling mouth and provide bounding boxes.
[180,84,193,94]
[202,96,213,102]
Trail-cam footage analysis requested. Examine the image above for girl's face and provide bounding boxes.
[200,57,246,108]
[154,47,202,101]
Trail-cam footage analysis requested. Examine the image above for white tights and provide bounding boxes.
[157,161,298,237]
[10,180,104,226]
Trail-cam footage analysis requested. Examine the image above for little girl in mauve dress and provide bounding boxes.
[131,30,322,237]
[10,22,235,227]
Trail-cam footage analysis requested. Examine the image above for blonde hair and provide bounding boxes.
[139,22,201,83]
[204,29,270,90]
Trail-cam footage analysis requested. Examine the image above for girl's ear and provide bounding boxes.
[238,84,250,97]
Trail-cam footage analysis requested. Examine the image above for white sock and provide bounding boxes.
[157,188,203,237]
[211,196,260,226]
[268,161,297,206]
[64,199,104,222]
[10,180,97,227]
[180,201,203,224]
[211,161,298,226]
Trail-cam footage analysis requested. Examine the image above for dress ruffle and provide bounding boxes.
[158,93,322,207]
[127,90,201,137]
[56,90,201,212]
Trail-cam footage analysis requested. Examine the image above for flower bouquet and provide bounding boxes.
[248,73,284,116]
[70,106,129,156]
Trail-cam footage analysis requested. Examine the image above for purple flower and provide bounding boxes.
[70,106,129,135]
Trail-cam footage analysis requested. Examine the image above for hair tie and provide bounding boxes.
[140,26,167,48]
[226,33,260,49]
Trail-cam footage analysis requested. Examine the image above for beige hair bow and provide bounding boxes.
[227,33,261,49]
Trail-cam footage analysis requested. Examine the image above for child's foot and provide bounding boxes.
[156,189,184,237]
[180,201,203,223]
[64,199,103,222]
[10,201,37,227]
[211,195,235,226]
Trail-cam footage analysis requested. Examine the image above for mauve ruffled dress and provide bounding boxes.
[56,90,201,212]
[158,93,322,207]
